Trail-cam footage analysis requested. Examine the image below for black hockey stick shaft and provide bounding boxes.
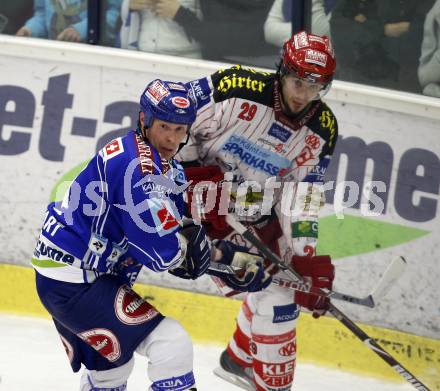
[225,215,430,390]
[329,304,430,391]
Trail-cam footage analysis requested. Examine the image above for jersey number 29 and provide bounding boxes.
[238,103,257,121]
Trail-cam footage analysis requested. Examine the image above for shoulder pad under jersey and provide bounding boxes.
[307,102,338,156]
[211,65,274,105]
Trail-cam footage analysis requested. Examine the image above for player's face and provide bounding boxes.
[281,74,324,113]
[147,119,188,159]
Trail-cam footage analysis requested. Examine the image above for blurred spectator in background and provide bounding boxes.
[264,0,330,48]
[418,0,440,97]
[119,0,202,58]
[330,0,434,93]
[324,0,337,14]
[16,0,121,44]
[171,0,277,64]
[0,1,33,35]
[330,0,386,84]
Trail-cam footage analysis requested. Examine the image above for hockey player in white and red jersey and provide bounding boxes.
[179,31,338,390]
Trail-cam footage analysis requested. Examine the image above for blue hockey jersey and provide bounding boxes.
[32,130,188,284]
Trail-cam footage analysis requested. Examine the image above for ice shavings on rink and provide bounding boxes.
[0,314,415,390]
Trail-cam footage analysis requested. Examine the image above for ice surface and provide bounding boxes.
[0,314,414,390]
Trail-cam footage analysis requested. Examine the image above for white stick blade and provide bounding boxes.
[371,256,407,301]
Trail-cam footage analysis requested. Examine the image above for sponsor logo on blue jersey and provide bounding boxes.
[147,199,180,237]
[221,135,290,176]
[34,237,75,265]
[187,78,211,110]
[268,123,292,143]
[141,181,174,198]
[273,303,300,323]
[138,169,188,198]
[303,156,330,183]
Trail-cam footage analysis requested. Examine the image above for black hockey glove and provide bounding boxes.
[208,240,272,292]
[169,221,211,280]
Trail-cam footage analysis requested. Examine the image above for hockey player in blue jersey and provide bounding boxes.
[32,79,271,391]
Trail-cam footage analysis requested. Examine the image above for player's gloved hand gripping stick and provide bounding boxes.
[169,219,212,280]
[184,165,406,308]
[209,245,406,309]
[208,240,272,292]
[169,218,271,292]
[221,214,430,391]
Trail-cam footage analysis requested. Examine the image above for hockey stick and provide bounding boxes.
[210,220,406,308]
[322,255,406,308]
[224,214,430,391]
[207,262,404,309]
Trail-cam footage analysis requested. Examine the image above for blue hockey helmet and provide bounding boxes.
[140,79,196,129]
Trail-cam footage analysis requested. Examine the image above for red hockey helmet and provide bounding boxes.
[280,31,336,85]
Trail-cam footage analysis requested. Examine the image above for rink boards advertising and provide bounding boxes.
[0,36,439,388]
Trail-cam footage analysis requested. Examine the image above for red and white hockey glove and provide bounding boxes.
[290,255,335,318]
[184,165,230,238]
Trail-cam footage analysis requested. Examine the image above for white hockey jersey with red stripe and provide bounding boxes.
[180,65,338,258]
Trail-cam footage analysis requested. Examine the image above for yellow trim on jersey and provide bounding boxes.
[1,263,438,389]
